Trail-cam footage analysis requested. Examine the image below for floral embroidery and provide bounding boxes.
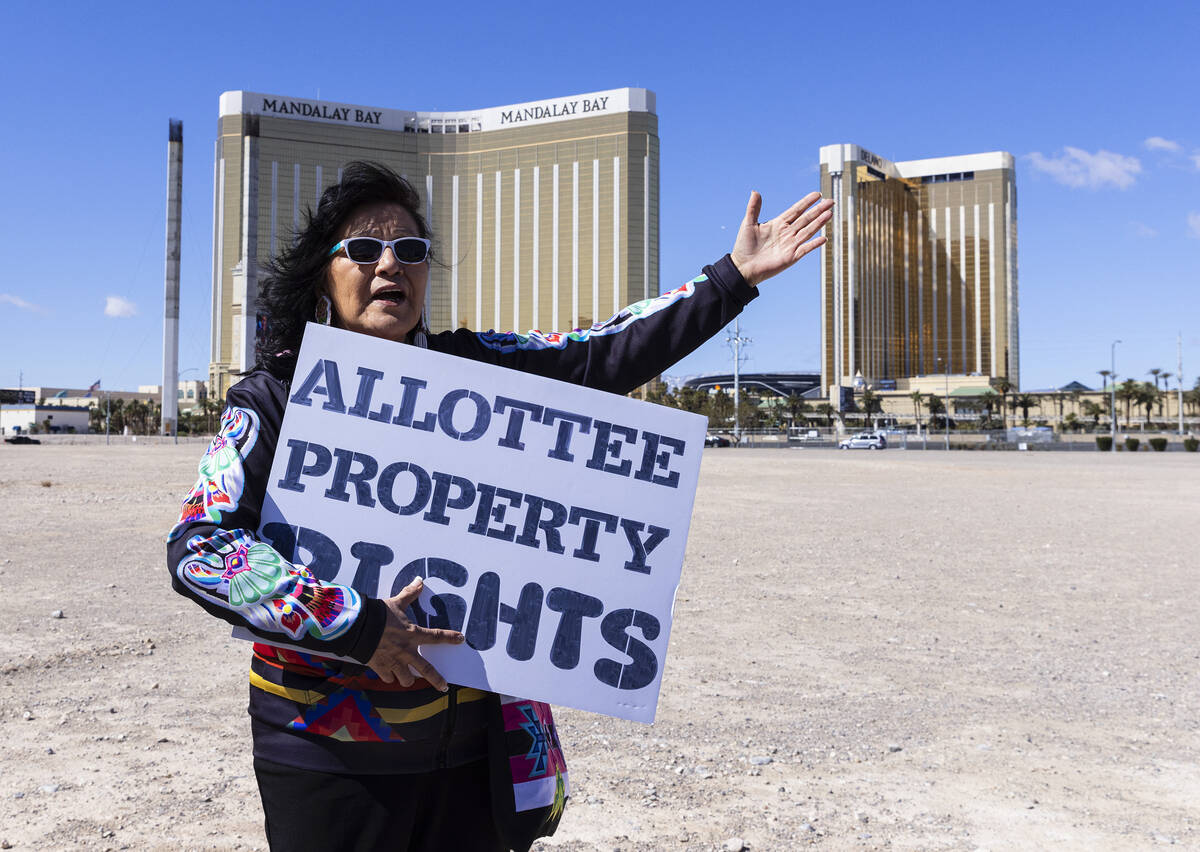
[169,406,260,540]
[476,278,699,352]
[177,529,359,641]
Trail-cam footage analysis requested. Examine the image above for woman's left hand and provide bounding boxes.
[730,191,834,287]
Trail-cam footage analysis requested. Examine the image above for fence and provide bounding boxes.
[706,427,1198,452]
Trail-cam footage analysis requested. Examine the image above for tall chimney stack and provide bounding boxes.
[162,119,183,437]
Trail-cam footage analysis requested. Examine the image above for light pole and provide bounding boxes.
[726,319,751,445]
[1110,339,1121,452]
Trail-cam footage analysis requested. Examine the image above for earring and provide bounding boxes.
[412,305,430,348]
[315,294,332,325]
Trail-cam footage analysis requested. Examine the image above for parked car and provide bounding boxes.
[704,434,731,448]
[4,435,41,445]
[838,431,886,450]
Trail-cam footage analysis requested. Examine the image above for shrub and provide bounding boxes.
[1124,437,1140,452]
[1185,437,1199,452]
[1095,436,1113,451]
[1149,438,1168,452]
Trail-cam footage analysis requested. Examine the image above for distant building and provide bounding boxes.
[210,88,660,397]
[0,404,90,435]
[0,386,152,408]
[819,145,1018,403]
[137,379,208,411]
[681,372,822,398]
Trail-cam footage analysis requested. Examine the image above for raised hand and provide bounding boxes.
[366,576,465,691]
[730,191,834,287]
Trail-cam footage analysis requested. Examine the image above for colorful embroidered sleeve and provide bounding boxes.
[430,255,758,393]
[166,378,386,662]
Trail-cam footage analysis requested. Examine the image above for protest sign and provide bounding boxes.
[243,323,706,722]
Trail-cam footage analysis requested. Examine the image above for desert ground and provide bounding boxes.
[1,443,1196,851]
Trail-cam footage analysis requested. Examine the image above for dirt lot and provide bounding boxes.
[1,444,1196,851]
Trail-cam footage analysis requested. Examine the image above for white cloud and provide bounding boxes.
[1192,153,1200,172]
[1131,221,1157,238]
[0,293,43,312]
[1188,212,1200,239]
[104,295,137,318]
[1026,147,1142,189]
[1144,136,1181,152]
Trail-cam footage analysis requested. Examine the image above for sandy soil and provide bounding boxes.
[0,444,1196,851]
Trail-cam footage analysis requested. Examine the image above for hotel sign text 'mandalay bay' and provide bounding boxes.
[210,89,658,397]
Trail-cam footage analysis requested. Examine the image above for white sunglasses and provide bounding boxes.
[329,236,431,264]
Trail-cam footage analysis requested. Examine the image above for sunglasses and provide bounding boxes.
[329,236,431,264]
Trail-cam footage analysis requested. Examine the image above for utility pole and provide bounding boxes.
[1110,339,1121,452]
[1179,331,1186,436]
[726,318,751,445]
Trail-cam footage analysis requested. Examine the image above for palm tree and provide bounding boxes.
[786,393,809,429]
[860,388,883,427]
[1051,391,1066,428]
[979,390,1000,427]
[200,397,223,434]
[1014,393,1037,426]
[1117,380,1139,428]
[995,377,1013,431]
[926,394,946,429]
[1148,368,1163,395]
[909,391,924,431]
[1187,386,1200,417]
[1158,372,1172,417]
[816,403,836,428]
[709,389,733,427]
[1069,389,1084,416]
[1082,400,1104,430]
[1138,382,1158,426]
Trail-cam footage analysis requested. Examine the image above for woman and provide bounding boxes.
[167,161,832,851]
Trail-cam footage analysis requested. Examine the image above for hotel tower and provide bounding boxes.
[819,145,1018,402]
[209,88,659,396]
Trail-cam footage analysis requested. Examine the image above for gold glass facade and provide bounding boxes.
[819,145,1017,400]
[209,89,659,397]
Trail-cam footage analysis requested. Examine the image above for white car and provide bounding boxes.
[838,431,887,450]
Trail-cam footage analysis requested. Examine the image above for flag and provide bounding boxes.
[85,379,100,398]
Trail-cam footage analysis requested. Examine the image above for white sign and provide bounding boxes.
[220,88,654,134]
[252,324,706,723]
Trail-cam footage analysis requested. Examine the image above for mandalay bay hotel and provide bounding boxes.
[819,144,1018,406]
[209,88,658,397]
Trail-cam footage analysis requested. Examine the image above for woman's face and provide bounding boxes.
[325,201,429,343]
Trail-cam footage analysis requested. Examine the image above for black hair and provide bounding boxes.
[254,161,430,380]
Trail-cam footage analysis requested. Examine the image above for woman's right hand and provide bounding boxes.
[366,577,465,691]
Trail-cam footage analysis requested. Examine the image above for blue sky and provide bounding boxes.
[1,0,1197,393]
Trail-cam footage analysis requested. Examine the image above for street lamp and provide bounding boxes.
[1110,339,1121,453]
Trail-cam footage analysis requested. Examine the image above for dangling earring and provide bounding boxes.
[412,305,430,348]
[315,294,332,326]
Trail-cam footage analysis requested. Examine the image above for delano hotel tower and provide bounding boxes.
[819,145,1018,403]
[209,88,659,396]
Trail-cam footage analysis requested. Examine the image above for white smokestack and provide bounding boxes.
[162,119,183,436]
